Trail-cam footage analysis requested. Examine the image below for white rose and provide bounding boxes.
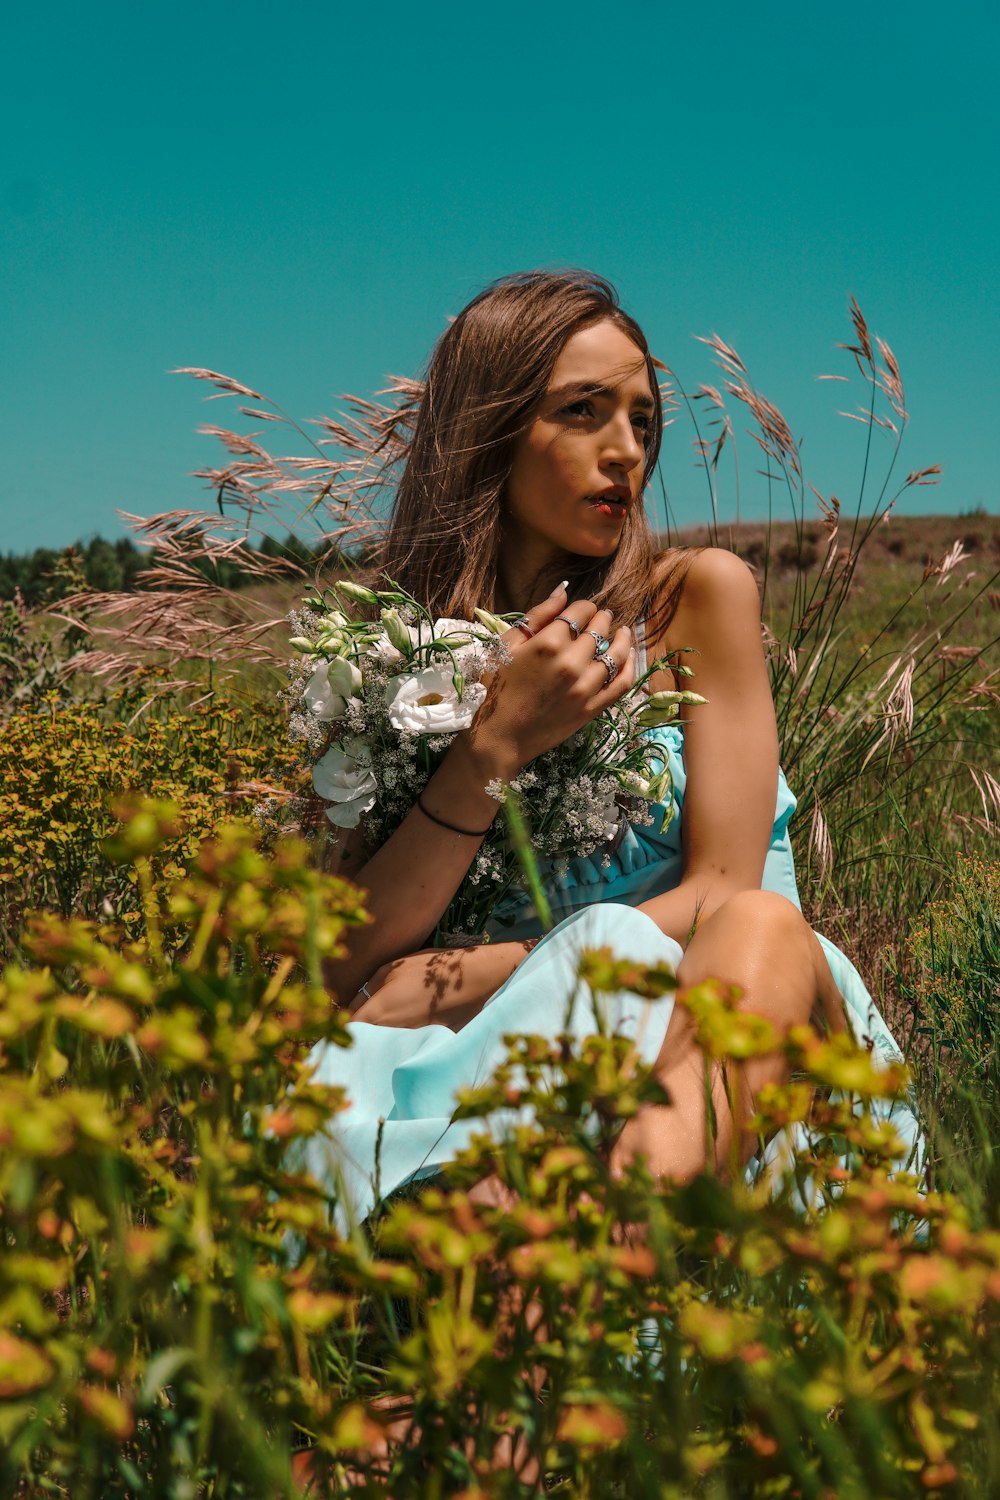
[312,739,377,828]
[386,665,487,735]
[303,658,363,721]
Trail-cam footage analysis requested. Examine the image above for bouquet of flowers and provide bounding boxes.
[287,580,704,942]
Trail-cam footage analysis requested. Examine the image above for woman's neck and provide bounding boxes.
[494,543,569,615]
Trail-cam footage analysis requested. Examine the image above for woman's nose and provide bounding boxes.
[602,412,645,471]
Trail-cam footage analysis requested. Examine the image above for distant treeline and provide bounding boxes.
[0,535,329,607]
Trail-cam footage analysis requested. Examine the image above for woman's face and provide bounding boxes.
[503,318,654,570]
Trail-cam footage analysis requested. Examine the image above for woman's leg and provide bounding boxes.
[612,889,843,1184]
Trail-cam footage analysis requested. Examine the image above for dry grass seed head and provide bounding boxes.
[968,769,1000,829]
[172,367,266,401]
[861,657,916,770]
[809,801,834,880]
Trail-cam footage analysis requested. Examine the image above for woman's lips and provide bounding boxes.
[590,498,628,518]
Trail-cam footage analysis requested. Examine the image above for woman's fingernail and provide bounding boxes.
[549,579,569,597]
[622,625,632,640]
[629,647,638,670]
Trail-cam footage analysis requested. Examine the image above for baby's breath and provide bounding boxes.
[288,711,326,753]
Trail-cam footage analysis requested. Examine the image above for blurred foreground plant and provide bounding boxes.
[1,805,998,1497]
[0,802,368,1498]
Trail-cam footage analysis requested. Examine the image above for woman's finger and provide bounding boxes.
[538,598,600,645]
[584,626,636,709]
[501,581,587,649]
[569,607,618,667]
[348,959,392,1012]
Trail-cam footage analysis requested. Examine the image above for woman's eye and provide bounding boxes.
[557,400,652,438]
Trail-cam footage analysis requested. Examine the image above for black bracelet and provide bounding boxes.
[416,793,493,838]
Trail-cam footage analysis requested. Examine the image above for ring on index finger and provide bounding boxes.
[512,617,536,640]
[556,614,581,640]
[587,630,611,657]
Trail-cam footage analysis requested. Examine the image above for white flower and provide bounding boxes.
[335,581,379,606]
[386,664,487,735]
[303,658,363,721]
[363,631,405,667]
[427,616,480,641]
[312,738,377,828]
[319,610,349,632]
[411,617,495,677]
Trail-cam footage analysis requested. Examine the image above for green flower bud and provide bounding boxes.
[645,767,673,803]
[336,581,379,606]
[637,701,679,727]
[473,607,508,635]
[381,607,412,654]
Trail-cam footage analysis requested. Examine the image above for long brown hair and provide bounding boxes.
[374,269,692,634]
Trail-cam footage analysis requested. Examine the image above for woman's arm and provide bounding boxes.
[321,586,636,1004]
[638,548,779,946]
[349,939,537,1031]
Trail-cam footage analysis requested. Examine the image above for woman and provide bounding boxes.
[298,269,918,1228]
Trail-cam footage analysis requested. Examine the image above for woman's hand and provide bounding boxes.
[462,585,638,780]
[350,941,535,1031]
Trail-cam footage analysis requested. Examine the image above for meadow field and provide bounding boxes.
[0,499,997,1496]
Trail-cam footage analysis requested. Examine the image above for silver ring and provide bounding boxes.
[556,614,581,640]
[601,654,620,685]
[587,630,611,657]
[359,982,372,999]
[512,617,535,639]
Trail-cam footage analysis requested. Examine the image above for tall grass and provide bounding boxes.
[656,304,998,1019]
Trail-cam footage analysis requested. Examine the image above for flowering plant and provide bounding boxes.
[288,580,704,941]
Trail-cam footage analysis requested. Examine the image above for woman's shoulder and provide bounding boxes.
[652,543,756,593]
[645,546,762,670]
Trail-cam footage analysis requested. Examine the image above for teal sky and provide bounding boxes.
[2,1,997,555]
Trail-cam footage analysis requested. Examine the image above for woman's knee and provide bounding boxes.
[683,889,817,1026]
[698,888,810,957]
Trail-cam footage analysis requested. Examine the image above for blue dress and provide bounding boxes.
[298,722,923,1232]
